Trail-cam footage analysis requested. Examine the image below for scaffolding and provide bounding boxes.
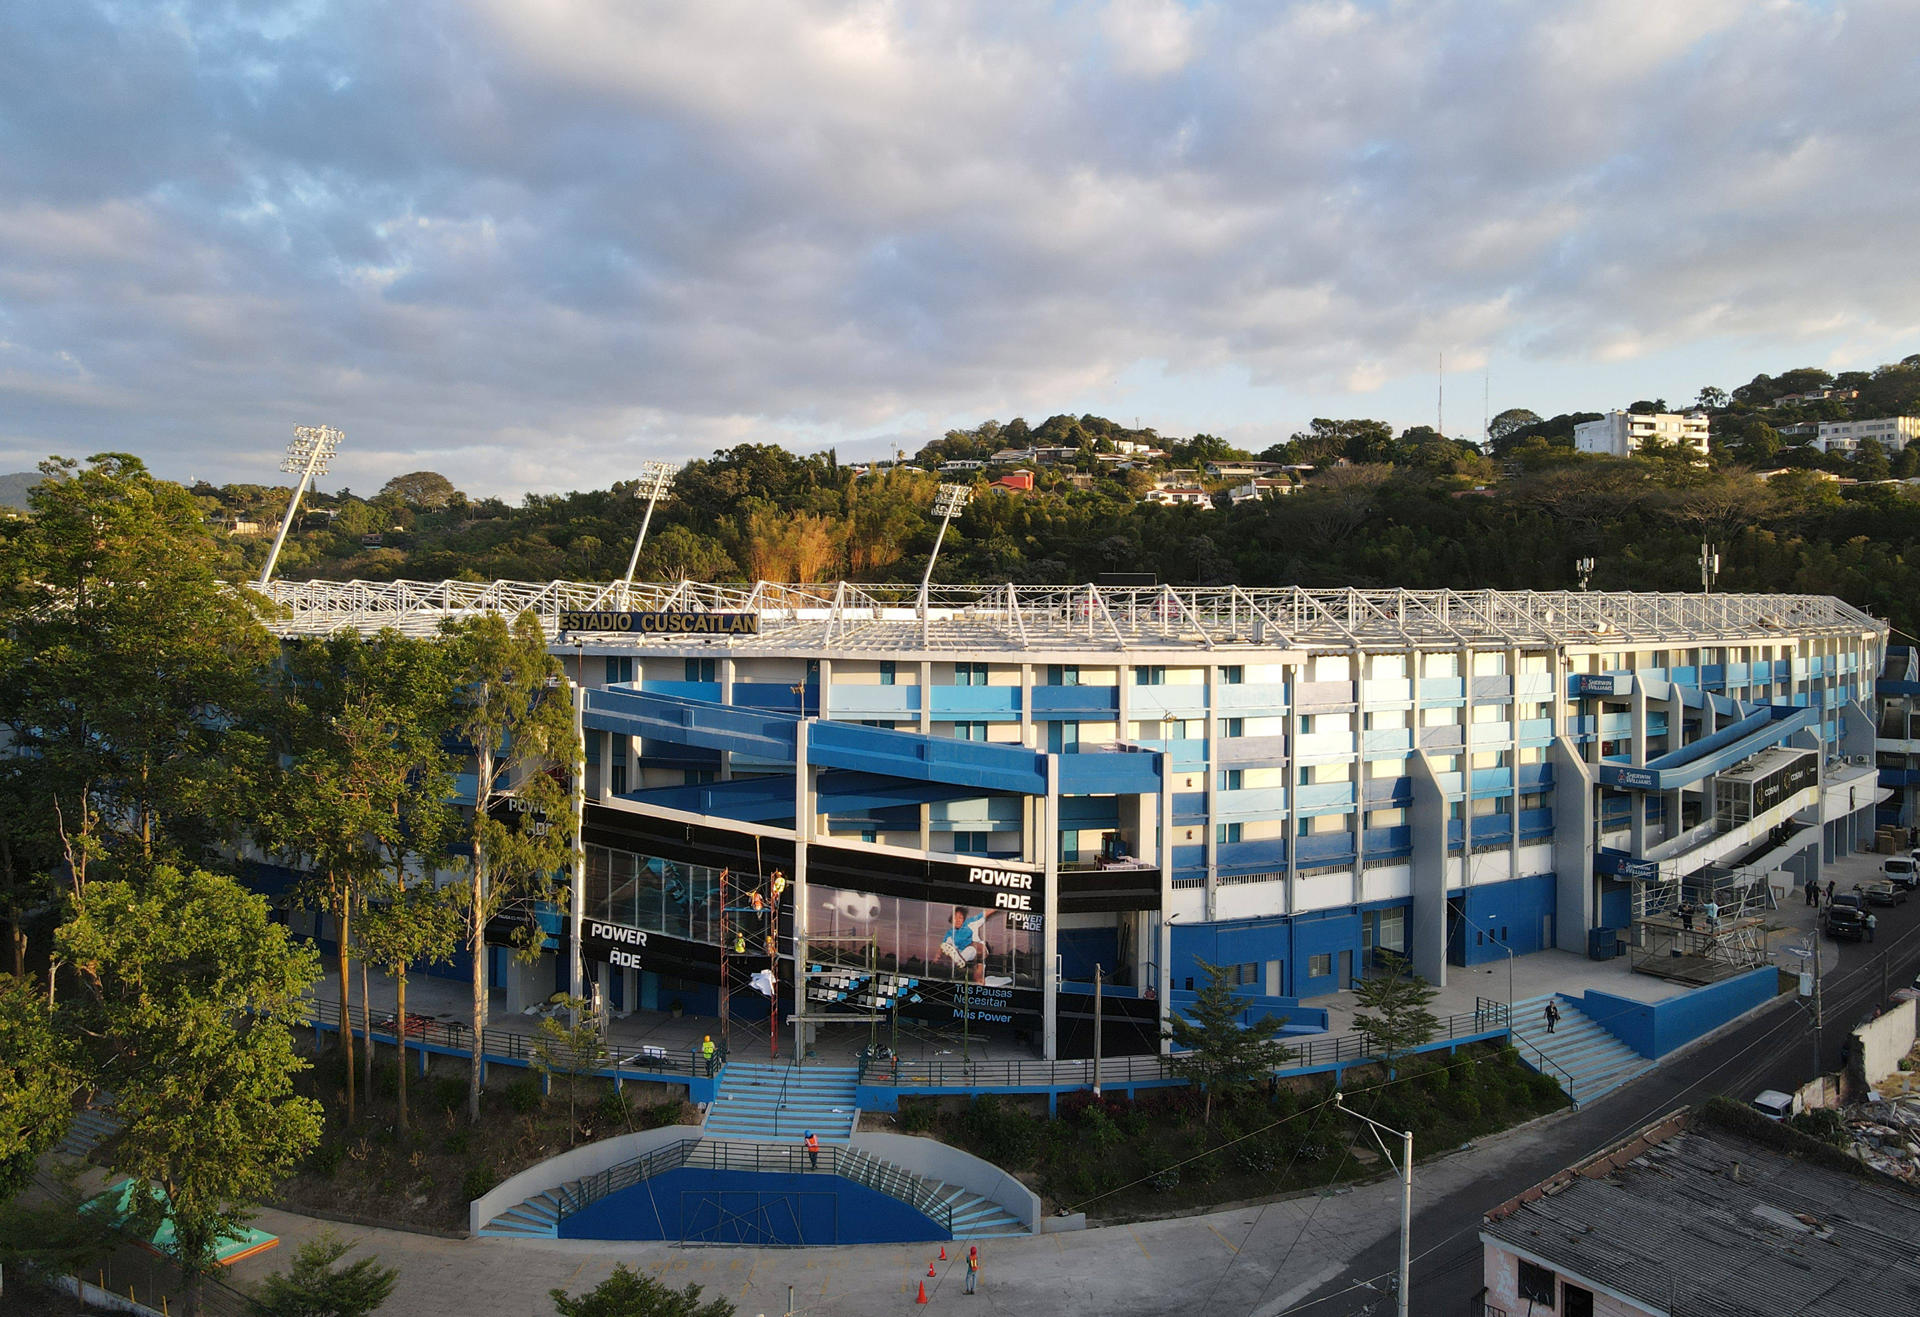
[716,864,788,1059]
[1629,864,1775,985]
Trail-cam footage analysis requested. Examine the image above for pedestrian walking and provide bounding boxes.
[1544,1001,1560,1034]
[700,1034,715,1072]
[1827,879,1836,905]
[805,1130,820,1171]
[965,1245,979,1295]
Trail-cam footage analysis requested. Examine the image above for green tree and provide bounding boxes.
[357,878,461,1132]
[376,471,459,510]
[0,973,78,1201]
[551,1264,735,1317]
[0,454,273,886]
[1164,960,1292,1123]
[57,867,323,1315]
[530,993,610,1144]
[444,611,581,1122]
[1487,408,1542,443]
[1696,386,1729,410]
[248,1231,398,1317]
[1349,953,1440,1068]
[1853,438,1891,482]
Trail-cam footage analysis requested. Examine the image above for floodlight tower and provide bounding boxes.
[256,425,343,590]
[620,461,679,606]
[918,483,973,608]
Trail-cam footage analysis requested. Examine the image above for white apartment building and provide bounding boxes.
[1814,416,1920,454]
[1572,411,1711,459]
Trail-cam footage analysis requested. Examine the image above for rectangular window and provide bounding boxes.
[1219,665,1244,685]
[604,656,635,684]
[684,657,715,682]
[610,765,627,796]
[682,770,715,785]
[806,658,821,684]
[1234,962,1258,986]
[1046,664,1080,686]
[1222,717,1244,738]
[1134,665,1166,686]
[1518,1260,1556,1306]
[879,661,896,686]
[956,662,988,686]
[957,721,988,741]
[1308,953,1332,979]
[950,830,991,854]
[1298,714,1314,734]
[1047,721,1080,754]
[1218,768,1243,791]
[1215,822,1243,845]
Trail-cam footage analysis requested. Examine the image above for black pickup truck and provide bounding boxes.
[1824,891,1877,942]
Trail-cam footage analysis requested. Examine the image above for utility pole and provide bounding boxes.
[1334,1093,1412,1317]
[1699,542,1720,594]
[1093,963,1104,1098]
[256,425,342,590]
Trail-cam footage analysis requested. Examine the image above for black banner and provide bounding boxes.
[581,918,650,970]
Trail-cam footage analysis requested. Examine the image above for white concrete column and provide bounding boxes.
[792,722,812,1060]
[1042,755,1060,1061]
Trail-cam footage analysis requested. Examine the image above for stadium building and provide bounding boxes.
[265,579,1888,1063]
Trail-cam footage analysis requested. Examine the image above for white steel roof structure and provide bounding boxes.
[255,577,1886,654]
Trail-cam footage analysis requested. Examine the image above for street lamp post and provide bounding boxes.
[1333,1091,1413,1317]
[620,461,678,607]
[256,425,343,590]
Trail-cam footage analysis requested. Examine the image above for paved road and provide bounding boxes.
[1282,862,1920,1317]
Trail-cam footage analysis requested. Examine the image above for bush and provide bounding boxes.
[460,1165,498,1201]
[431,1076,467,1113]
[1148,1166,1181,1192]
[641,1099,688,1130]
[595,1089,633,1129]
[1789,1107,1848,1149]
[305,1140,347,1179]
[503,1077,542,1115]
[442,1128,473,1156]
[897,1100,937,1133]
[958,1096,1039,1169]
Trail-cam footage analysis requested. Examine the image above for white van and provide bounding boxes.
[1750,1089,1798,1122]
[1888,857,1920,892]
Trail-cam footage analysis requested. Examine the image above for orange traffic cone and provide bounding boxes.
[916,1281,929,1304]
[939,1246,948,1261]
[928,1261,938,1277]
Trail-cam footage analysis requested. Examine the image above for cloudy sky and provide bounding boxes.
[2,1,1917,496]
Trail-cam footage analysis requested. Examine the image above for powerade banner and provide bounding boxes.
[558,610,760,636]
[582,918,649,970]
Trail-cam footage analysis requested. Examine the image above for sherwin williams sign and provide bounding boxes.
[558,610,760,636]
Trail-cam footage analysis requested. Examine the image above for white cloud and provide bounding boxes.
[0,0,1915,493]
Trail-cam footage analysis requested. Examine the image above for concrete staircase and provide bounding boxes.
[54,1106,122,1158]
[475,1137,1026,1240]
[1510,995,1653,1106]
[702,1062,860,1143]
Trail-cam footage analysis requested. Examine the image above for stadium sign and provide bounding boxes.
[558,610,760,636]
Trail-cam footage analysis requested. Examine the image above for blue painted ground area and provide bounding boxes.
[560,1167,951,1245]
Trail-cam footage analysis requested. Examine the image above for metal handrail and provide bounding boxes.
[1506,1029,1579,1105]
[303,996,706,1080]
[861,1008,1508,1089]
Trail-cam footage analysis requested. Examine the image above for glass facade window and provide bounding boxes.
[584,844,726,945]
[956,662,987,686]
[685,658,716,682]
[1046,665,1080,686]
[810,882,1040,989]
[1219,666,1244,684]
[879,661,896,686]
[1134,666,1166,686]
[605,656,635,684]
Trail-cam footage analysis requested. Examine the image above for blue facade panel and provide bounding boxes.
[561,1167,947,1244]
[1455,874,1556,965]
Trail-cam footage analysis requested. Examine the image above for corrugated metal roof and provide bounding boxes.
[1483,1129,1920,1316]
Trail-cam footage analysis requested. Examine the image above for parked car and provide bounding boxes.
[1824,891,1877,942]
[1750,1089,1799,1122]
[1887,857,1920,891]
[1862,879,1907,907]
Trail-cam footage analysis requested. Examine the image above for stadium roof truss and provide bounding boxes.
[255,578,1886,655]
